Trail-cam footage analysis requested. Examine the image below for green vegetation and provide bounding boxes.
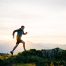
[0,48,66,66]
[13,64,36,66]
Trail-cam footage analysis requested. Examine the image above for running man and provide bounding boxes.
[10,26,27,55]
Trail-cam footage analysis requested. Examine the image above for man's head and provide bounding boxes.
[21,26,25,30]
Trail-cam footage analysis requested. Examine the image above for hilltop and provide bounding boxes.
[0,48,66,66]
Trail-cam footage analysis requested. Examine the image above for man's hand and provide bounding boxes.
[13,34,14,38]
[12,30,17,38]
[24,32,28,35]
[13,35,14,38]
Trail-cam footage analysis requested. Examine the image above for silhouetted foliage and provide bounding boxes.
[0,48,66,66]
[0,59,4,66]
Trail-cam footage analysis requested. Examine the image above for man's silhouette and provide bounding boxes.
[10,26,27,55]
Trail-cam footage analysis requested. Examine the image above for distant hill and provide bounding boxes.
[0,53,9,56]
[41,47,64,59]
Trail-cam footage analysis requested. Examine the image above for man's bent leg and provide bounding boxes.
[21,40,26,51]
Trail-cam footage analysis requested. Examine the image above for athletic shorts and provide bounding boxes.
[16,36,22,44]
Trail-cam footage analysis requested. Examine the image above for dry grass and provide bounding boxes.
[12,63,36,66]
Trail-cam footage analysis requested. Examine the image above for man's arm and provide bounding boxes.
[23,31,27,35]
[12,30,18,38]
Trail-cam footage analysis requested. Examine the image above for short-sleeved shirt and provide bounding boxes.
[17,28,24,38]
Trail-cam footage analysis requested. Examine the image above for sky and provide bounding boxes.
[0,0,66,53]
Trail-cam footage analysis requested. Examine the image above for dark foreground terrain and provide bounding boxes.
[0,48,66,66]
